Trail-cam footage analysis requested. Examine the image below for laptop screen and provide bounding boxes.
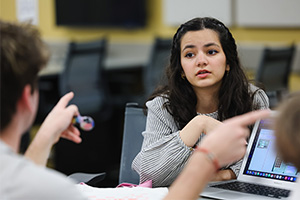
[242,118,299,183]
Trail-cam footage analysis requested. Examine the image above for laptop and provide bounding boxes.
[201,113,299,200]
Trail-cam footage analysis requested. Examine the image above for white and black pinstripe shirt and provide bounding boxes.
[132,84,269,187]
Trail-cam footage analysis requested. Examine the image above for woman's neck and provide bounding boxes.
[194,89,219,114]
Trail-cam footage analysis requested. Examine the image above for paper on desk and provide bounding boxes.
[76,183,169,200]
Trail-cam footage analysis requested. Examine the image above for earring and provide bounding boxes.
[181,72,185,79]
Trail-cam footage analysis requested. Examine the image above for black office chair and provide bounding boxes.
[143,38,172,98]
[119,103,147,184]
[56,39,117,186]
[255,45,295,108]
[59,38,112,119]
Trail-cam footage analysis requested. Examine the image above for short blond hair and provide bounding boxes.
[275,92,300,170]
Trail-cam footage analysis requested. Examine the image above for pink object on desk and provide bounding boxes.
[116,180,152,188]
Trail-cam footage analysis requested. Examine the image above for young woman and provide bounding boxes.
[132,17,269,187]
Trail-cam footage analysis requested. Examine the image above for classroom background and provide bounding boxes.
[1,0,300,187]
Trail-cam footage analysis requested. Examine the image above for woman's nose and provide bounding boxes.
[196,52,208,67]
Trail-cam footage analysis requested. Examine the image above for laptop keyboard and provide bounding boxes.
[212,181,290,199]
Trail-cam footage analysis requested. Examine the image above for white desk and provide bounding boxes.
[76,183,217,199]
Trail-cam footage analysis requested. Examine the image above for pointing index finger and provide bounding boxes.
[56,92,74,108]
[225,109,271,126]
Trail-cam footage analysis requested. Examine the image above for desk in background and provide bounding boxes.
[39,42,152,75]
[40,41,300,76]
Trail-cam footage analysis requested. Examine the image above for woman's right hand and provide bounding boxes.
[180,115,222,147]
[196,115,223,135]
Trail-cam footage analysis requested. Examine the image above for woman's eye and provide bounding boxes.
[208,50,218,55]
[185,52,194,58]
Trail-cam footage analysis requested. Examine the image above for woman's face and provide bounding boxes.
[180,29,229,92]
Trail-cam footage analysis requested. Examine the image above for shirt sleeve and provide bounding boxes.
[250,84,270,110]
[132,96,193,187]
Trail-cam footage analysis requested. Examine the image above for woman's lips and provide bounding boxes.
[196,70,210,78]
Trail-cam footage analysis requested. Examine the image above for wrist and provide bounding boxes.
[195,146,220,171]
[37,122,58,145]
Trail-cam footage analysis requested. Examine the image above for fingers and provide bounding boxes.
[200,110,270,168]
[56,93,80,117]
[69,124,81,136]
[66,104,80,118]
[225,109,271,126]
[61,125,82,144]
[55,92,74,109]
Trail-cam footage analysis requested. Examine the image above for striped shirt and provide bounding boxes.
[132,84,269,187]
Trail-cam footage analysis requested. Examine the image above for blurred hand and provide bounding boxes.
[38,92,81,145]
[25,92,82,166]
[199,109,270,167]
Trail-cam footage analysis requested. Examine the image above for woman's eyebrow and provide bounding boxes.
[204,42,221,48]
[182,44,196,52]
[182,43,221,52]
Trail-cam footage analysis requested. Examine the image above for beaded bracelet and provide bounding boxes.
[195,146,220,171]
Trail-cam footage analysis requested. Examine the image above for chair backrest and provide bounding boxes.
[144,38,172,98]
[255,45,295,92]
[59,38,111,116]
[119,103,147,184]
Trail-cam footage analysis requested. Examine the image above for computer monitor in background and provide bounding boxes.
[55,0,147,29]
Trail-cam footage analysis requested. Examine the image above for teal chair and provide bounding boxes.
[119,103,147,184]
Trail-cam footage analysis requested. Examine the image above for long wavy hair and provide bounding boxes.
[147,17,255,129]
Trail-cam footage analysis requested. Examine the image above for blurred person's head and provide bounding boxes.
[0,20,49,132]
[275,92,300,170]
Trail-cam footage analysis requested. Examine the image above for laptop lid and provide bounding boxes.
[237,114,299,190]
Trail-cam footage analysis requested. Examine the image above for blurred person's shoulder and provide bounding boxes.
[0,140,87,200]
